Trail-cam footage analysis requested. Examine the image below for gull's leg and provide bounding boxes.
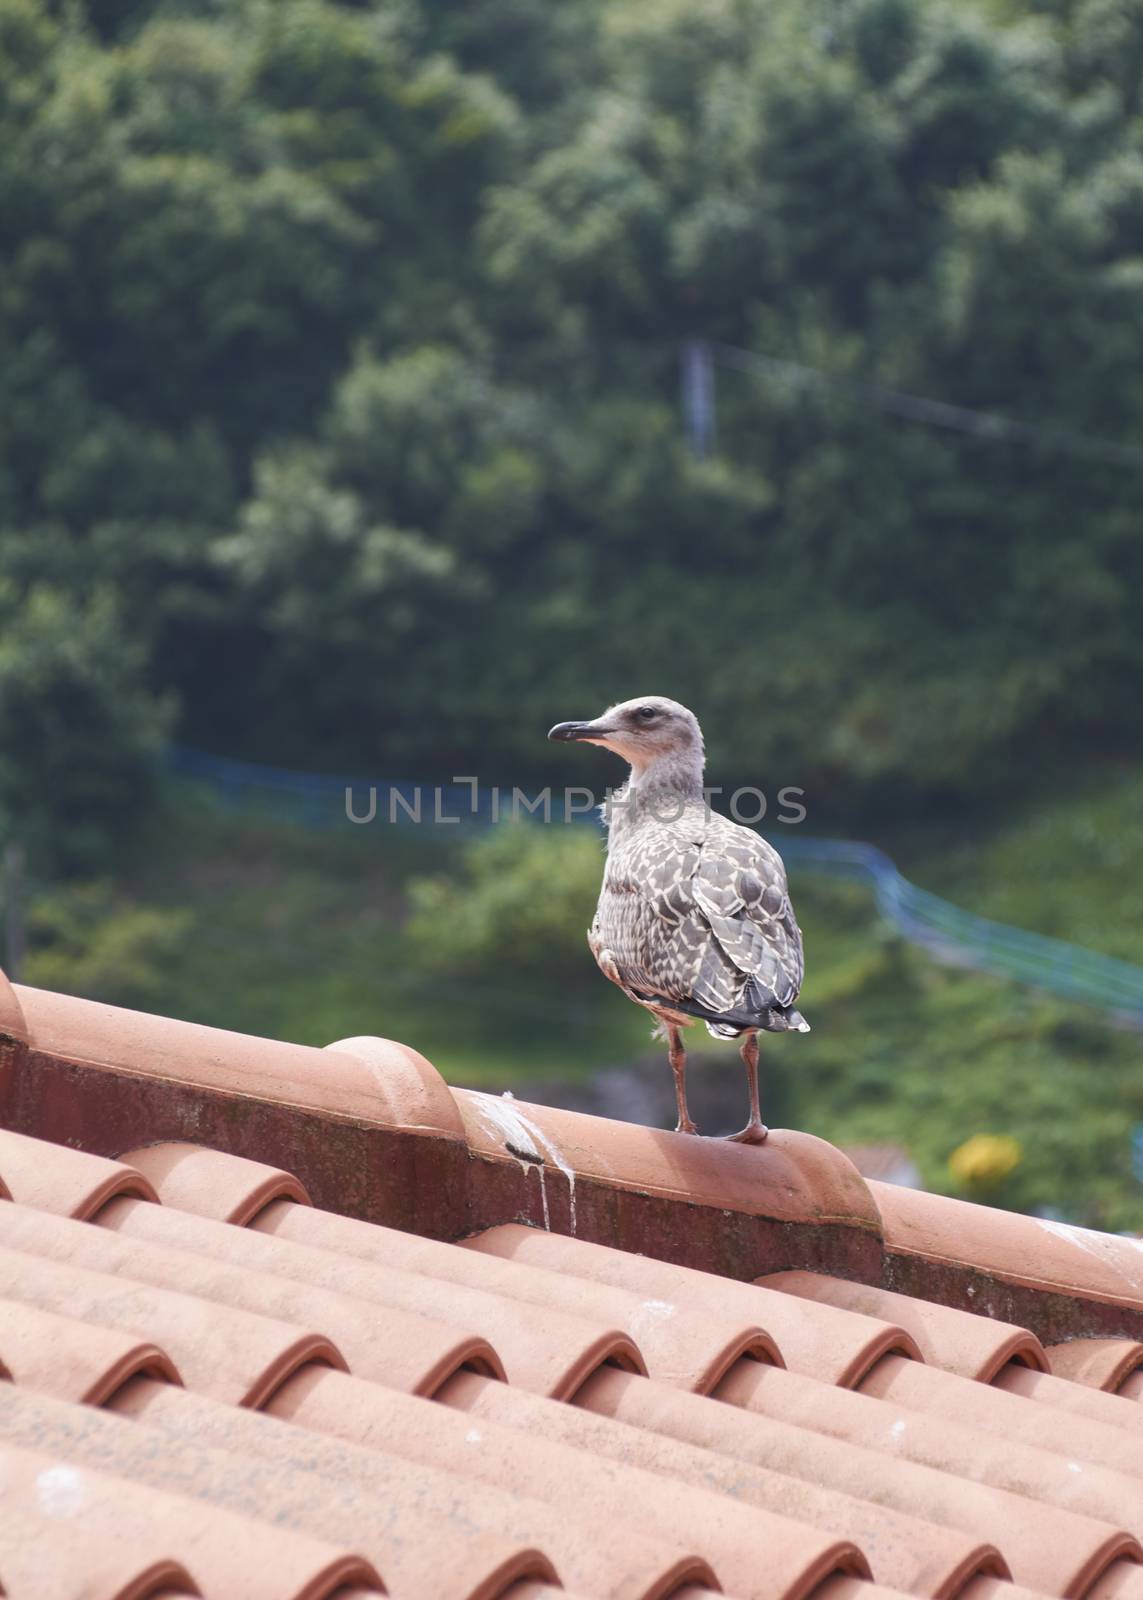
[727,1030,768,1144]
[667,1024,698,1135]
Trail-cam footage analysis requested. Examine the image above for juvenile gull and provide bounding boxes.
[549,696,808,1143]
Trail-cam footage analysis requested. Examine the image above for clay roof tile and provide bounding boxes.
[455,1090,882,1233]
[1046,1338,1143,1394]
[992,1360,1143,1436]
[871,1181,1143,1314]
[1086,1558,1143,1600]
[6,972,1143,1598]
[857,1351,1143,1477]
[98,1195,606,1397]
[439,1367,1004,1600]
[0,1127,156,1218]
[627,1354,1141,1596]
[466,1223,920,1387]
[254,1362,869,1600]
[0,1297,179,1405]
[108,1376,714,1600]
[0,1196,502,1397]
[0,1232,342,1408]
[761,1270,1048,1380]
[1120,1370,1143,1402]
[120,1140,311,1224]
[249,1199,773,1393]
[0,1432,381,1599]
[0,1503,194,1600]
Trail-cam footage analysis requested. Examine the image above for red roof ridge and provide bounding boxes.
[870,1179,1143,1339]
[5,970,1143,1348]
[0,961,26,1063]
[455,1086,882,1229]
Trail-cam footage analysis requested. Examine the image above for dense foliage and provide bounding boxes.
[5,0,1143,866]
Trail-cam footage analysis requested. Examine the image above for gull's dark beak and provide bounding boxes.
[548,721,596,742]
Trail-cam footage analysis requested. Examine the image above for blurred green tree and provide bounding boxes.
[0,583,170,874]
[3,0,1143,823]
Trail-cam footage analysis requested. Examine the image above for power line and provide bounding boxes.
[683,338,1143,468]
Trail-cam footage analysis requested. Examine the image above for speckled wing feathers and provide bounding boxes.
[589,800,807,1036]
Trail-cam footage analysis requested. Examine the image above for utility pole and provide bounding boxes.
[681,339,716,461]
[3,842,25,982]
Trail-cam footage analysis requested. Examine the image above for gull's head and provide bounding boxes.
[548,696,703,774]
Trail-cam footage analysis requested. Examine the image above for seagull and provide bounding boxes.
[549,696,808,1143]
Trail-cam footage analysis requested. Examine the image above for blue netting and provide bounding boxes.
[776,835,1143,1024]
[167,745,1143,1024]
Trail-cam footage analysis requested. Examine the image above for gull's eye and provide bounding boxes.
[636,705,658,722]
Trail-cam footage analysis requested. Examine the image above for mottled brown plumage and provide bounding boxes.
[549,696,808,1142]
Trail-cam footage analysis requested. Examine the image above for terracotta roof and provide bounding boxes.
[1,967,1143,1599]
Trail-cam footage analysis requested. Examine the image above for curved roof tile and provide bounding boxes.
[110,1376,714,1600]
[992,1360,1143,1435]
[0,1127,156,1218]
[101,1195,603,1396]
[1119,1370,1143,1402]
[455,1089,883,1231]
[0,1231,343,1408]
[872,1181,1143,1315]
[250,1200,776,1393]
[761,1270,1048,1379]
[857,1352,1143,1477]
[120,1141,311,1225]
[0,1196,502,1396]
[466,1223,920,1387]
[0,1298,178,1405]
[0,1504,193,1600]
[254,1362,868,1600]
[4,972,1143,1599]
[0,1432,380,1599]
[585,1357,1140,1597]
[1046,1338,1143,1394]
[440,1368,1004,1600]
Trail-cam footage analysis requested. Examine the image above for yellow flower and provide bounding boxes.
[948,1133,1023,1187]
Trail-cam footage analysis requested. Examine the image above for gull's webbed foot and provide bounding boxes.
[726,1120,769,1145]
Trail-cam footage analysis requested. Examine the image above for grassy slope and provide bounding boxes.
[787,764,1143,1228]
[24,767,1143,1231]
[118,795,650,1079]
[920,765,1143,963]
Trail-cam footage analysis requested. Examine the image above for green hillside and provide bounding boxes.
[6,0,1143,867]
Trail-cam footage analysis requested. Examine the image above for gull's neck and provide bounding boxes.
[629,747,705,800]
[606,747,705,838]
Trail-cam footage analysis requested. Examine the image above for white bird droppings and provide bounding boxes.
[471,1091,578,1235]
[631,1298,676,1341]
[37,1466,84,1519]
[1035,1217,1143,1290]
